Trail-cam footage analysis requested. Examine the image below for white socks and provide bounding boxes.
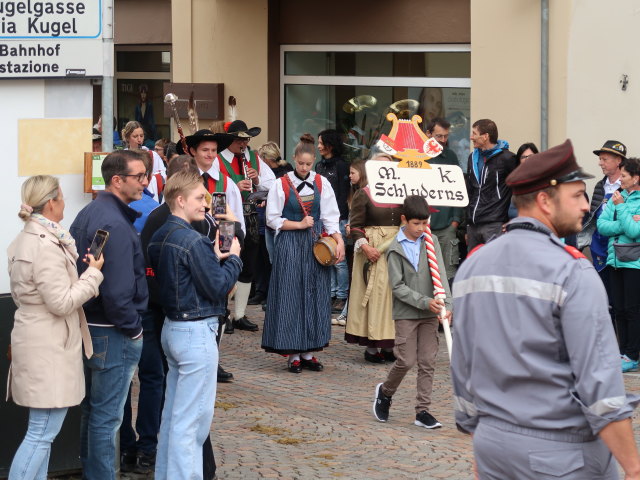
[301,352,313,360]
[233,281,252,319]
[289,354,301,364]
[366,347,378,355]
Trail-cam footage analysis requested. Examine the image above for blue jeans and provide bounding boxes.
[330,219,349,299]
[121,308,166,455]
[155,317,219,480]
[80,326,143,480]
[9,407,68,480]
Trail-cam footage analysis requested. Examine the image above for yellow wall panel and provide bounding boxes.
[18,118,92,176]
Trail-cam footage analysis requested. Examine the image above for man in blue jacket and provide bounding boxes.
[70,150,149,479]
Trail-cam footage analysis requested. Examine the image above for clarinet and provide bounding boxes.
[240,150,255,193]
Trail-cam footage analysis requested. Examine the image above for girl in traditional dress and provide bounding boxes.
[345,154,403,363]
[262,134,345,373]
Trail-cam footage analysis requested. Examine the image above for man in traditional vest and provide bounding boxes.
[177,129,245,234]
[215,120,276,331]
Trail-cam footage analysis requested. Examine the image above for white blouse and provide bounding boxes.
[266,171,340,235]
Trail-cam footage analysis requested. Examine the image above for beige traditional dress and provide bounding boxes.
[345,187,402,348]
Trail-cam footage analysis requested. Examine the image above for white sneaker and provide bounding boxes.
[331,317,339,325]
[336,314,347,326]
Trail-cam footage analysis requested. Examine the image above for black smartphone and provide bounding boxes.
[218,221,235,253]
[89,229,109,260]
[212,193,226,215]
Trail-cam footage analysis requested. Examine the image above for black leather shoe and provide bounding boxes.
[248,293,266,305]
[224,317,234,334]
[288,360,302,373]
[233,316,259,332]
[300,357,324,371]
[382,350,396,362]
[217,365,234,383]
[364,351,385,363]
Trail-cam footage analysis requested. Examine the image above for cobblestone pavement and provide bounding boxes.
[55,303,640,480]
[199,305,640,480]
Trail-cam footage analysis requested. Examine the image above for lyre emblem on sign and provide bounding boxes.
[375,113,443,169]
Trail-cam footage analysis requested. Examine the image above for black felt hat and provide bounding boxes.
[176,129,234,155]
[225,120,261,138]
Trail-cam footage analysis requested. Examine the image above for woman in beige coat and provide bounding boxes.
[7,175,104,480]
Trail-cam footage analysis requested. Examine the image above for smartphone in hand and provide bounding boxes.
[218,221,235,253]
[212,193,227,215]
[89,229,109,260]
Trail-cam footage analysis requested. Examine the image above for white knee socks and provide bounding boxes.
[233,281,252,320]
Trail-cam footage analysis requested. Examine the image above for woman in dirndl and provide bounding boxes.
[345,153,404,363]
[262,134,345,373]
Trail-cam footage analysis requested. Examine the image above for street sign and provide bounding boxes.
[0,0,103,78]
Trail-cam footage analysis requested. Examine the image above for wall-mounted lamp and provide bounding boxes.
[621,74,629,91]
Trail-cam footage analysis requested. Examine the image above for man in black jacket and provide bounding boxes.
[465,119,518,250]
[316,129,350,311]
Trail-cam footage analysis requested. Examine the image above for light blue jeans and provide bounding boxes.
[80,326,143,480]
[330,219,349,299]
[155,317,219,480]
[9,407,68,480]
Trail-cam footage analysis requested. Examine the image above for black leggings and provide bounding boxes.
[611,267,640,360]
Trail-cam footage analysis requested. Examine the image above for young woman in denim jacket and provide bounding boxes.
[147,170,241,479]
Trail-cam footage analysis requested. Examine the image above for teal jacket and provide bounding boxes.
[596,189,640,269]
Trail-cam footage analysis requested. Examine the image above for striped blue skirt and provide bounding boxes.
[261,228,332,354]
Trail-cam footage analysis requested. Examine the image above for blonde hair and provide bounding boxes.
[121,120,143,147]
[19,175,60,221]
[258,141,286,166]
[163,170,202,210]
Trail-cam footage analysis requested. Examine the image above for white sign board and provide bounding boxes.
[365,160,469,207]
[0,0,103,78]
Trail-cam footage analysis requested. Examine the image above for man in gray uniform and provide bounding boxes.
[451,139,640,479]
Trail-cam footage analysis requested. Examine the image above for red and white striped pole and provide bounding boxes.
[424,222,453,359]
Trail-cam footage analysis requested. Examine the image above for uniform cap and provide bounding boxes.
[506,139,594,195]
[593,140,626,159]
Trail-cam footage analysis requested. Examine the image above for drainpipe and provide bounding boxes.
[541,0,549,150]
[101,0,114,152]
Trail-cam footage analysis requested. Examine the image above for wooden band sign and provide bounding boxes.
[365,160,468,207]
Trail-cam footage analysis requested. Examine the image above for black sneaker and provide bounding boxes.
[415,410,442,429]
[134,450,156,474]
[373,383,392,422]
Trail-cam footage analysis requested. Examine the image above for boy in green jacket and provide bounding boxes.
[372,195,452,428]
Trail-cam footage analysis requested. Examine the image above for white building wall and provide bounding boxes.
[567,0,640,185]
[0,79,94,293]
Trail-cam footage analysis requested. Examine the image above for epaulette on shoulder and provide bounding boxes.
[563,244,586,260]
